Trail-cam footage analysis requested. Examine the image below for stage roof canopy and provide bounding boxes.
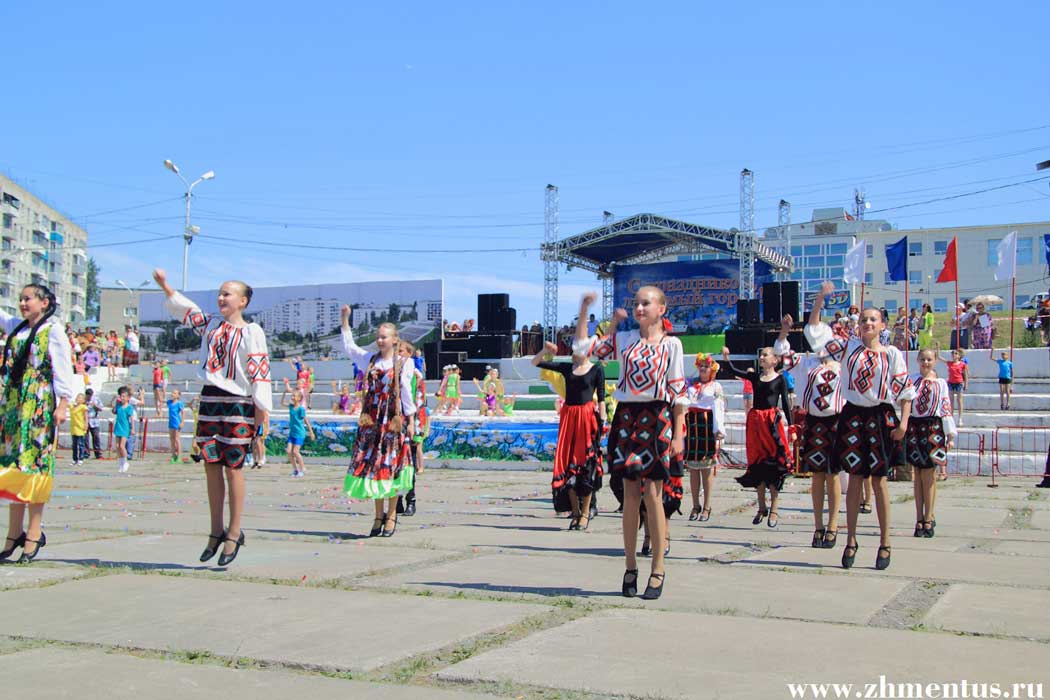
[546,212,793,275]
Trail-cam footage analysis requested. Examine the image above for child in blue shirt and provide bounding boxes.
[282,378,315,477]
[996,351,1014,410]
[111,386,136,473]
[167,389,185,464]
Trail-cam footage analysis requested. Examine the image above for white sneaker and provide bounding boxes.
[119,462,129,473]
[258,459,267,467]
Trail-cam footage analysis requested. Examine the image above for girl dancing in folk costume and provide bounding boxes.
[533,340,605,530]
[806,282,914,571]
[684,353,725,522]
[444,365,462,415]
[799,297,846,548]
[340,306,416,538]
[908,350,956,538]
[0,285,74,563]
[720,315,796,529]
[574,289,687,601]
[153,269,272,566]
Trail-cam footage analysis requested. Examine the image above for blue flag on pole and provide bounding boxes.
[886,236,908,282]
[1043,233,1050,268]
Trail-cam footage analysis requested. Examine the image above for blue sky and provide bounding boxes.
[3,2,1049,326]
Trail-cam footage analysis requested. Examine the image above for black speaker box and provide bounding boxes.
[492,307,517,333]
[424,342,441,380]
[440,336,471,354]
[469,334,513,359]
[458,362,491,381]
[438,351,467,369]
[763,281,802,324]
[477,293,510,332]
[736,299,761,325]
[725,327,765,355]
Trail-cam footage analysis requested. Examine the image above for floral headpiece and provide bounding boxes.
[694,352,719,374]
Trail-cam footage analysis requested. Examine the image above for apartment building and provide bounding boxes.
[0,174,88,321]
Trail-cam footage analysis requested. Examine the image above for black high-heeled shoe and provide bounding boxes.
[914,522,923,538]
[752,508,768,525]
[381,516,398,538]
[17,532,46,564]
[841,540,858,569]
[216,531,245,566]
[621,569,638,598]
[875,545,892,570]
[923,521,935,538]
[369,515,385,538]
[1,532,26,560]
[641,572,665,600]
[822,530,838,549]
[640,537,651,557]
[812,529,826,548]
[199,531,225,563]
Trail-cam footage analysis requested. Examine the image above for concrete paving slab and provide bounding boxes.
[373,522,746,559]
[3,647,506,700]
[438,608,1050,699]
[735,540,1050,586]
[989,539,1050,557]
[0,563,88,589]
[41,533,452,581]
[362,552,907,624]
[1029,508,1050,529]
[2,574,546,673]
[925,584,1050,641]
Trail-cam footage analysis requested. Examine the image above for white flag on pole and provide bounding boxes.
[843,240,866,284]
[994,230,1017,281]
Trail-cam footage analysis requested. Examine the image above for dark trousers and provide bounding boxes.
[88,426,103,458]
[72,435,88,461]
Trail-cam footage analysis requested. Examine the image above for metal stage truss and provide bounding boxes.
[541,212,794,330]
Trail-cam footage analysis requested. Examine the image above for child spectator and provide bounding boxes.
[282,380,314,477]
[940,349,969,428]
[111,387,135,473]
[167,389,185,464]
[69,394,88,466]
[996,351,1013,410]
[85,388,104,459]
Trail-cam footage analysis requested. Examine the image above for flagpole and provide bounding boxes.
[904,280,910,370]
[955,278,960,350]
[860,282,865,310]
[1010,276,1016,363]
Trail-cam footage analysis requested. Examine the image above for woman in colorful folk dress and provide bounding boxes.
[0,285,74,563]
[684,353,725,522]
[340,306,416,538]
[721,315,795,529]
[153,269,272,566]
[533,340,605,530]
[806,281,915,571]
[574,288,687,600]
[799,297,845,549]
[908,350,956,538]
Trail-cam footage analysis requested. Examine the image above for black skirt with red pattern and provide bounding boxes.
[799,413,840,474]
[610,455,684,519]
[607,400,674,482]
[836,401,903,478]
[196,385,255,469]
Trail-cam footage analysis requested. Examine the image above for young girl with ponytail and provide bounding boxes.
[153,269,272,567]
[340,306,416,538]
[0,285,75,563]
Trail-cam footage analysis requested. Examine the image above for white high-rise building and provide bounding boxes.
[0,174,89,321]
[254,297,343,336]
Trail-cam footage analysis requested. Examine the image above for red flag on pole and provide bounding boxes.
[936,237,958,283]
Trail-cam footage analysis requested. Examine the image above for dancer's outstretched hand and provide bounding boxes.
[612,308,628,327]
[152,268,175,296]
[581,292,598,308]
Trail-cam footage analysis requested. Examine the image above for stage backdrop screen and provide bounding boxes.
[613,260,774,335]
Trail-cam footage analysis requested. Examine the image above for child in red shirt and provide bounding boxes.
[939,349,968,428]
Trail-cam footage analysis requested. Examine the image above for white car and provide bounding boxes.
[1020,293,1050,310]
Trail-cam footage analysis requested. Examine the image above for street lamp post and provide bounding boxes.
[163,160,215,291]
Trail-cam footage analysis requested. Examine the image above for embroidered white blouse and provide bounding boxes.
[163,291,272,413]
[572,331,687,405]
[685,380,726,435]
[804,322,916,408]
[910,375,957,437]
[340,329,416,416]
[801,360,844,418]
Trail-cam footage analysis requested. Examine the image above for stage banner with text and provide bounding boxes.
[613,260,774,334]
